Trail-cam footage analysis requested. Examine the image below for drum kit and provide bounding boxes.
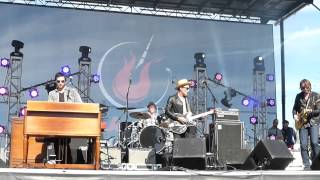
[119,110,173,154]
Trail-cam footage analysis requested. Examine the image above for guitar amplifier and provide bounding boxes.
[215,109,240,122]
[213,121,244,164]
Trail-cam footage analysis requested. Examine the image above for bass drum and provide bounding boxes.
[139,126,166,153]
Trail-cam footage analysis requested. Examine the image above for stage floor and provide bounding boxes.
[1,168,320,180]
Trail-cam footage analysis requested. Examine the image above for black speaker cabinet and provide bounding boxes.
[311,152,320,170]
[243,140,294,170]
[213,122,244,164]
[173,138,206,170]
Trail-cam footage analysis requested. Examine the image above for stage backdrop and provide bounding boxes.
[0,4,276,146]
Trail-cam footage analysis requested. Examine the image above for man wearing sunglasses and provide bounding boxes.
[165,79,195,138]
[292,79,320,170]
[48,72,82,103]
[47,72,82,164]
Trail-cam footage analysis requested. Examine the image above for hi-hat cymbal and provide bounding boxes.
[129,112,151,119]
[116,107,137,110]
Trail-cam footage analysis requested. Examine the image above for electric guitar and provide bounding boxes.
[295,108,312,130]
[168,109,215,134]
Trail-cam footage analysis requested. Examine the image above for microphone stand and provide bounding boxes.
[203,80,218,153]
[124,77,132,149]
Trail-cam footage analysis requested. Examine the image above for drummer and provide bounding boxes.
[142,101,159,127]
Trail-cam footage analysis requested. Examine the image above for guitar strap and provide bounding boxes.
[305,95,310,110]
[185,97,191,113]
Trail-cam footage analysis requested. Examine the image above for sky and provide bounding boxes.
[274,1,320,127]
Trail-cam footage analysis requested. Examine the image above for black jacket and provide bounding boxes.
[165,94,191,121]
[292,91,320,125]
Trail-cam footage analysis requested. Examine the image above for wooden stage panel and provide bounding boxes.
[26,101,100,114]
[10,118,46,168]
[25,116,100,136]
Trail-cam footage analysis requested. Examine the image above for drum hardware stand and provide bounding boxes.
[100,136,117,169]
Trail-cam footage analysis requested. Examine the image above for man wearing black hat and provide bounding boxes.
[165,79,195,138]
[281,120,297,149]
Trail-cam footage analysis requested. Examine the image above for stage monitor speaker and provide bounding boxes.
[311,152,320,170]
[243,140,294,170]
[128,148,156,164]
[173,138,206,170]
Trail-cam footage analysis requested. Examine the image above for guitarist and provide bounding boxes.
[292,79,320,169]
[165,79,196,138]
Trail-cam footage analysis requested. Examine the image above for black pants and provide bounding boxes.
[52,137,72,164]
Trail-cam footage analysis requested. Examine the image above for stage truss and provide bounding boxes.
[0,0,313,24]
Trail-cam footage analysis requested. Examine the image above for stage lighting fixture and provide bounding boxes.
[266,74,275,81]
[189,79,197,88]
[60,65,71,76]
[221,88,237,108]
[0,87,8,96]
[214,73,223,81]
[250,115,258,125]
[79,46,91,59]
[194,52,206,68]
[0,125,5,134]
[29,88,39,98]
[242,97,250,106]
[266,98,276,107]
[253,56,265,71]
[221,97,232,108]
[19,107,26,117]
[91,74,100,83]
[0,58,10,68]
[12,40,24,52]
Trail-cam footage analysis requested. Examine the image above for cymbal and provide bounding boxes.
[129,112,151,119]
[116,107,137,110]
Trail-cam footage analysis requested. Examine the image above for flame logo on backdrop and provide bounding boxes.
[98,37,172,123]
[112,53,154,103]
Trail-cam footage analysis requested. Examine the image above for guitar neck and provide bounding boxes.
[190,111,213,121]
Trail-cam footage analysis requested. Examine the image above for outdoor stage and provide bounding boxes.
[1,168,320,180]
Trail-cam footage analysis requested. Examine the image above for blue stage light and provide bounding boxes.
[266,74,275,81]
[29,88,39,98]
[214,73,223,81]
[0,87,8,96]
[267,98,276,106]
[91,74,100,83]
[60,65,71,76]
[189,79,197,88]
[0,58,10,68]
[242,97,250,106]
[250,115,258,125]
[19,107,26,117]
[0,125,5,134]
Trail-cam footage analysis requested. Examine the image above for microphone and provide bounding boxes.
[129,74,132,85]
[69,76,73,85]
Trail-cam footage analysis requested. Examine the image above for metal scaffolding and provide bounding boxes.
[253,61,267,145]
[191,53,208,135]
[77,46,92,103]
[0,0,262,24]
[6,41,24,131]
